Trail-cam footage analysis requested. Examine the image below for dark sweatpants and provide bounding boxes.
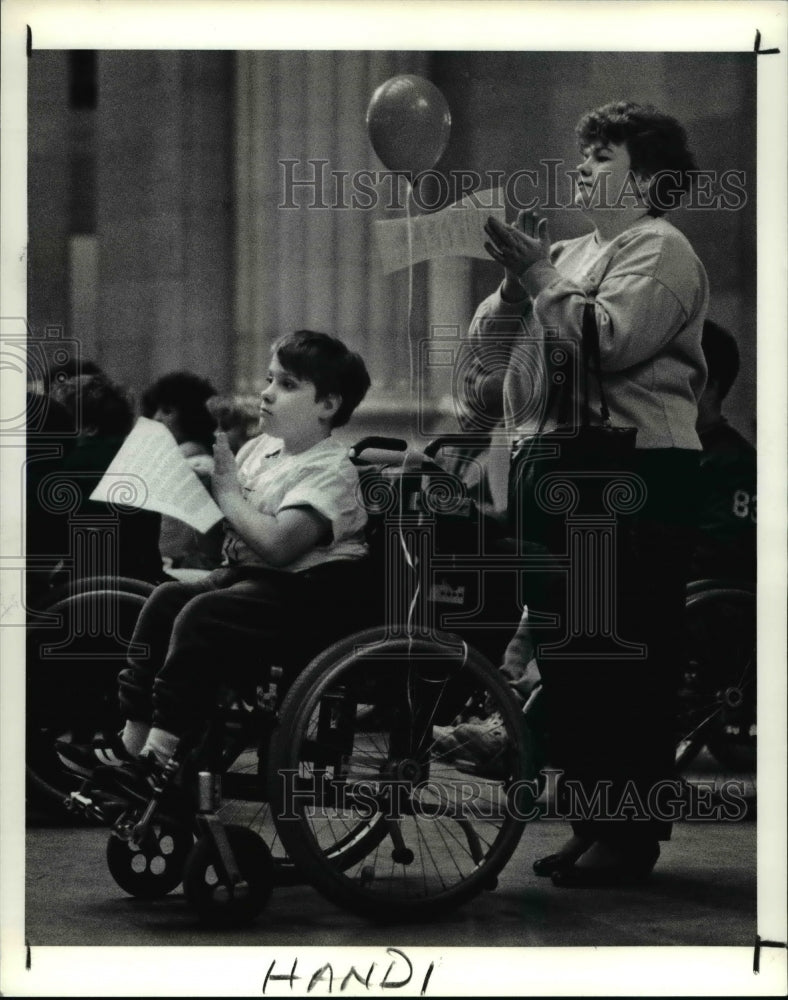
[118,561,368,739]
[530,449,699,847]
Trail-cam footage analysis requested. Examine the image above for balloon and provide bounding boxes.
[366,74,451,177]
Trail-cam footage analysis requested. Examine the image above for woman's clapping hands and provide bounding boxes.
[484,209,551,278]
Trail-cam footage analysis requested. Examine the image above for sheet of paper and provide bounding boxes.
[89,417,223,533]
[374,187,506,273]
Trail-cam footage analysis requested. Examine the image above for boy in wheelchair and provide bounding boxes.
[57,330,372,798]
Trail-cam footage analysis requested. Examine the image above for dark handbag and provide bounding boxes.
[508,302,638,549]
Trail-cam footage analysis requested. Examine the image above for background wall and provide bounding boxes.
[29,50,235,394]
[28,49,756,444]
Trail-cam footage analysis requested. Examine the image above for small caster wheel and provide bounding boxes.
[183,825,274,926]
[106,816,194,898]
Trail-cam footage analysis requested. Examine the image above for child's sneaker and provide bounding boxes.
[95,751,163,804]
[55,732,134,778]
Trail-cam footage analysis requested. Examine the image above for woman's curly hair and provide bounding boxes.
[575,101,698,215]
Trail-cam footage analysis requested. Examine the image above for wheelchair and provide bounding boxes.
[674,578,756,776]
[27,436,539,925]
[26,436,757,924]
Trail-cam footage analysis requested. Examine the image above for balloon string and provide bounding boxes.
[401,180,420,640]
[405,177,416,434]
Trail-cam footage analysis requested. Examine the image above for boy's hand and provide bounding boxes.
[211,431,241,506]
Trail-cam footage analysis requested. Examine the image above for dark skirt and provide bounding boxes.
[530,448,700,844]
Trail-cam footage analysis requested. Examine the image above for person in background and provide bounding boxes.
[34,356,105,400]
[141,371,218,459]
[206,393,261,455]
[26,391,78,605]
[43,374,165,587]
[691,320,756,582]
[140,372,221,572]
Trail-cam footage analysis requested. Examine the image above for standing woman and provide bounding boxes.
[471,102,708,884]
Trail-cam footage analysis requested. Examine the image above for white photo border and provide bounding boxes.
[1,1,786,996]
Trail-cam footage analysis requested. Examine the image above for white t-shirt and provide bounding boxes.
[221,434,368,571]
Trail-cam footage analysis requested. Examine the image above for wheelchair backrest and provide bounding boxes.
[349,438,485,565]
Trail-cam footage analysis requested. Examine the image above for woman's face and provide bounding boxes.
[573,141,646,213]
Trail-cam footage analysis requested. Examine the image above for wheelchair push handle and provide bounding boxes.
[349,436,408,457]
[349,437,408,464]
[352,435,493,471]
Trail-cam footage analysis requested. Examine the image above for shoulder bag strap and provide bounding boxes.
[528,300,609,436]
[582,301,611,425]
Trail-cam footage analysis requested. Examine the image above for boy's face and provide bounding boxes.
[258,354,332,439]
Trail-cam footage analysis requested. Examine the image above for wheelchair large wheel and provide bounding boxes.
[28,575,155,618]
[26,588,146,814]
[675,584,756,774]
[269,626,535,921]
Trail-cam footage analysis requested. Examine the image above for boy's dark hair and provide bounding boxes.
[702,320,740,401]
[140,371,218,448]
[575,101,698,215]
[273,330,371,428]
[50,374,134,437]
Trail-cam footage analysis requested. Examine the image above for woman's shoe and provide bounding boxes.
[532,834,595,876]
[532,853,576,876]
[550,841,660,888]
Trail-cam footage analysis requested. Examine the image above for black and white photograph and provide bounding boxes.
[1,1,786,996]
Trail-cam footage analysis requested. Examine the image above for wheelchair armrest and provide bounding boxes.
[351,448,411,467]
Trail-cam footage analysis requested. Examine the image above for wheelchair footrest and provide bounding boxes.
[65,789,110,823]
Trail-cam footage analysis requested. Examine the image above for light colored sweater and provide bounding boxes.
[468,215,709,450]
